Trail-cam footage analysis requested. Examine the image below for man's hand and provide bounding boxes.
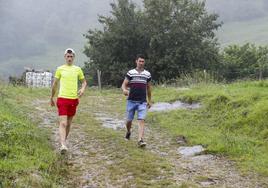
[121,79,129,97]
[50,78,58,107]
[50,97,55,107]
[78,88,85,98]
[147,101,153,109]
[123,89,129,96]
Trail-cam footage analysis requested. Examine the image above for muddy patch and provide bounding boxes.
[149,101,201,112]
[30,97,267,188]
[94,112,125,130]
[31,100,99,187]
[178,145,205,157]
[198,177,218,187]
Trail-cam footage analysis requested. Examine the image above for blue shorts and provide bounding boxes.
[126,100,147,121]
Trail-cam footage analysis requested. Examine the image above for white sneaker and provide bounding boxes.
[60,145,68,154]
[138,139,147,147]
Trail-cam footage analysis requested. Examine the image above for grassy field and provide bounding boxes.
[0,86,69,187]
[1,80,268,187]
[91,81,268,176]
[0,86,176,187]
[151,81,268,175]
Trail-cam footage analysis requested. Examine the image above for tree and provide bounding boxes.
[220,43,268,81]
[84,0,148,86]
[143,0,221,82]
[83,0,221,86]
[257,46,268,80]
[221,44,257,80]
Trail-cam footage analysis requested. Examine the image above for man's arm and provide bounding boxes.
[78,79,87,97]
[50,78,59,106]
[147,81,152,108]
[121,78,129,96]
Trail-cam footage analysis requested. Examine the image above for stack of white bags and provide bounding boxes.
[26,72,52,88]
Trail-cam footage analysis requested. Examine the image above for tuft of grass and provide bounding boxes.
[74,103,175,187]
[0,85,68,187]
[85,81,268,176]
[147,81,268,175]
[2,79,268,186]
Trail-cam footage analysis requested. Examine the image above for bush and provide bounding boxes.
[162,70,219,87]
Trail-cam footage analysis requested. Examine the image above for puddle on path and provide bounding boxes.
[149,101,201,112]
[94,112,125,130]
[32,99,266,188]
[178,145,205,157]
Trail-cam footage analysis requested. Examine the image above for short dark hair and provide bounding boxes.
[67,49,73,54]
[136,54,145,60]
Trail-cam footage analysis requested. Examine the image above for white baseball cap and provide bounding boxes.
[64,48,75,56]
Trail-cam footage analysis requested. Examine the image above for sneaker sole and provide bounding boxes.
[138,143,147,148]
[125,133,131,141]
[60,149,68,155]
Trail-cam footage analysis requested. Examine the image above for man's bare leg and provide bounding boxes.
[66,116,74,140]
[126,121,132,132]
[59,116,68,147]
[125,121,132,140]
[138,119,145,141]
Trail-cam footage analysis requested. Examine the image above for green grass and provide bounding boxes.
[91,81,268,176]
[148,81,268,175]
[75,95,176,187]
[1,80,268,186]
[0,85,177,187]
[0,86,67,187]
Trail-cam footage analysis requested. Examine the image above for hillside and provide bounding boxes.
[206,0,268,47]
[217,16,268,47]
[1,0,268,78]
[0,0,143,79]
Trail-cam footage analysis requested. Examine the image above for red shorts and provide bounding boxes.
[56,98,79,116]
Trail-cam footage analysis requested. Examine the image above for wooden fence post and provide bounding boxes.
[97,69,102,90]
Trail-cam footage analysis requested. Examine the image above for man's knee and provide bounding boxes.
[67,121,72,126]
[126,120,132,125]
[60,121,68,127]
[67,116,73,125]
[138,119,145,125]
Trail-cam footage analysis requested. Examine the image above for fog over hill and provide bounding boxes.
[206,0,268,23]
[0,0,116,78]
[0,0,267,78]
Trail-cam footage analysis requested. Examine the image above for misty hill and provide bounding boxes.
[0,0,142,78]
[206,0,268,47]
[217,16,268,47]
[206,0,268,23]
[1,0,268,78]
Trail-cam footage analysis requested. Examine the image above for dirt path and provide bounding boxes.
[81,95,267,188]
[30,95,267,188]
[32,100,112,188]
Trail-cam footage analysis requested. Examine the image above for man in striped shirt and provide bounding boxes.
[121,54,152,147]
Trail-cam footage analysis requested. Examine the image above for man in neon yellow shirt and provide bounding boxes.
[50,48,87,153]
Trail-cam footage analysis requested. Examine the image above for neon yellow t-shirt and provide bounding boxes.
[55,64,85,99]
